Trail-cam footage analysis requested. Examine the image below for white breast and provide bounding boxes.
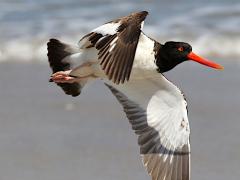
[133,33,157,70]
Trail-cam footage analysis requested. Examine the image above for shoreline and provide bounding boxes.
[0,60,239,180]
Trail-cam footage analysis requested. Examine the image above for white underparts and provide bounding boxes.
[133,33,157,70]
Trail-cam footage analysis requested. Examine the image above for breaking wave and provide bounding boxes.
[0,0,239,62]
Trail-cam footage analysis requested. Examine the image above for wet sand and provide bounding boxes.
[0,59,239,180]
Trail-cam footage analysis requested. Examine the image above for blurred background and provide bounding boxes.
[0,0,239,180]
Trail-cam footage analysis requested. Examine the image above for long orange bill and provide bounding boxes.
[187,52,224,70]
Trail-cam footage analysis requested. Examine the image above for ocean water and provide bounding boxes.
[0,0,240,61]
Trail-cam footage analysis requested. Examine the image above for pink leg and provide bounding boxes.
[50,70,96,84]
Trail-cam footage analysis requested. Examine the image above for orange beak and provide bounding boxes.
[187,52,224,70]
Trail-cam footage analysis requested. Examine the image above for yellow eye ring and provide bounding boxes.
[178,47,184,52]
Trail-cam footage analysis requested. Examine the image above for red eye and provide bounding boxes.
[178,47,184,52]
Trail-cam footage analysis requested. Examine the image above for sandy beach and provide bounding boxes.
[0,58,239,180]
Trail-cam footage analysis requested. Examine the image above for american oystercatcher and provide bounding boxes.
[47,11,223,180]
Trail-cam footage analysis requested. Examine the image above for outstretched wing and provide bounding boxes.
[105,74,190,180]
[78,11,148,84]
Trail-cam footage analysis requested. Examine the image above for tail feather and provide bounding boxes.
[47,38,82,97]
[47,38,79,72]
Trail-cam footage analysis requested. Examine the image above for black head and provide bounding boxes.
[163,41,192,61]
[156,41,223,73]
[156,41,192,73]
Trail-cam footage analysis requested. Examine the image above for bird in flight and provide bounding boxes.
[47,11,223,180]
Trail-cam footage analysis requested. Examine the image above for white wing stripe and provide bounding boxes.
[92,22,120,35]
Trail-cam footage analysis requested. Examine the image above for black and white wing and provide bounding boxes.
[78,11,148,84]
[105,74,190,180]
